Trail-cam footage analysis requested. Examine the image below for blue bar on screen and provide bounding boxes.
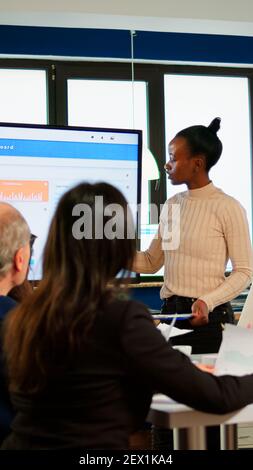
[0,139,138,161]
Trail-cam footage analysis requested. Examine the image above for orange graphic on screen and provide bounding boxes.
[0,180,48,202]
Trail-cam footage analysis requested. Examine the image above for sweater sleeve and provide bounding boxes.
[132,227,164,274]
[200,201,253,311]
[121,301,253,414]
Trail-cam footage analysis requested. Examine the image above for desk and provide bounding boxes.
[148,394,253,450]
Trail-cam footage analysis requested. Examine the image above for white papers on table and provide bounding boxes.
[151,393,176,405]
[237,284,253,328]
[157,323,192,342]
[215,323,253,376]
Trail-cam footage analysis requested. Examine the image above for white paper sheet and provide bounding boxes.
[157,323,192,342]
[152,393,176,405]
[215,323,253,376]
[238,284,253,328]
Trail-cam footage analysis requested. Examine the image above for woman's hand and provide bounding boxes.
[190,299,209,326]
[195,363,215,373]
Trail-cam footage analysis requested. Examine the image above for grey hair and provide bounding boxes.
[0,204,30,279]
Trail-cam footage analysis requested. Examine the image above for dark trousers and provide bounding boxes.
[161,295,235,354]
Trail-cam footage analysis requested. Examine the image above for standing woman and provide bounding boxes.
[133,118,253,354]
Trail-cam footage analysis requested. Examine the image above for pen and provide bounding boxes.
[166,313,178,340]
[152,313,193,320]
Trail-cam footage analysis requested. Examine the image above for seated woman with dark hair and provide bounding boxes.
[2,182,253,450]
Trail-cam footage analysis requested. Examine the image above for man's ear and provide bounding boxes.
[13,247,24,272]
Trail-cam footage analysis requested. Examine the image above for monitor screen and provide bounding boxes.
[0,123,142,281]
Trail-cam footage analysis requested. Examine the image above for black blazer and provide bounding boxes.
[0,296,17,443]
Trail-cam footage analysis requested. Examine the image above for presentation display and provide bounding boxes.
[0,123,142,280]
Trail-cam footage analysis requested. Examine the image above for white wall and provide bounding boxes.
[0,0,253,21]
[1,0,253,35]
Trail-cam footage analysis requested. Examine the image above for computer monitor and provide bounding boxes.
[0,123,142,281]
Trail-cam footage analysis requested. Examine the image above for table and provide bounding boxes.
[148,394,253,450]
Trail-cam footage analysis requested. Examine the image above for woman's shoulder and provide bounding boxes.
[165,191,186,204]
[106,297,150,317]
[102,297,151,324]
[214,187,246,211]
[97,298,152,337]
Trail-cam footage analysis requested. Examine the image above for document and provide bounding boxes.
[237,284,253,328]
[157,323,192,342]
[152,393,176,405]
[215,324,253,376]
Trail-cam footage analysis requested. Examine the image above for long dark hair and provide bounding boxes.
[3,182,136,392]
[176,117,222,171]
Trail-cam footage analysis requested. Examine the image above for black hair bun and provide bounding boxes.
[208,117,221,135]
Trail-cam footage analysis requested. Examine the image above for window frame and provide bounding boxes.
[0,58,56,125]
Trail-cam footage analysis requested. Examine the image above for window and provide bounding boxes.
[1,59,253,282]
[0,68,48,124]
[67,78,151,231]
[164,74,252,237]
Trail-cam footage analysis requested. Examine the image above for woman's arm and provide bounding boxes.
[199,201,253,312]
[132,227,164,274]
[121,302,253,414]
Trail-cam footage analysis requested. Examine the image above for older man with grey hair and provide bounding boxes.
[0,202,31,310]
[0,201,31,443]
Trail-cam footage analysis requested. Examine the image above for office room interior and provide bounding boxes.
[1,0,253,454]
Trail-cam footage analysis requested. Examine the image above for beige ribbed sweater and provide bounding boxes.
[133,182,253,311]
